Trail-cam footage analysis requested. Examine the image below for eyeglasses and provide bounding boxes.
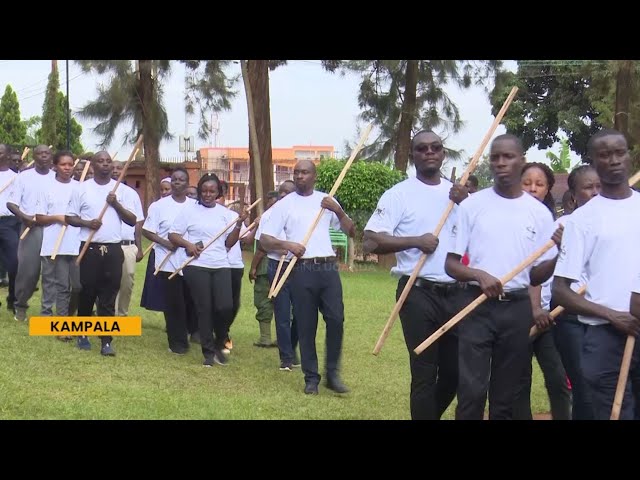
[415,143,444,153]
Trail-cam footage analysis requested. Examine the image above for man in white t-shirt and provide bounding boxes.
[260,160,355,395]
[111,161,145,317]
[444,134,561,420]
[255,181,299,369]
[7,144,56,321]
[66,151,137,356]
[553,129,640,420]
[0,144,20,312]
[363,130,468,420]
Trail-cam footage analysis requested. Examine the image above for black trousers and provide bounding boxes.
[182,266,232,359]
[78,242,124,345]
[290,261,344,386]
[229,268,244,332]
[0,216,20,304]
[582,324,640,420]
[455,288,533,420]
[397,277,460,420]
[513,328,572,420]
[158,272,190,353]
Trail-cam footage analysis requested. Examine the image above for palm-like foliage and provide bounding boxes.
[545,138,573,173]
[76,60,237,206]
[76,60,172,148]
[345,60,502,171]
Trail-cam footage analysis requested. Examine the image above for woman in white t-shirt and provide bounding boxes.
[514,162,571,420]
[35,151,80,340]
[142,168,197,354]
[168,173,247,367]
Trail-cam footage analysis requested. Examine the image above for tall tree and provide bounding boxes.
[345,60,502,171]
[41,62,60,147]
[0,85,27,145]
[32,92,83,153]
[489,60,640,162]
[77,60,236,208]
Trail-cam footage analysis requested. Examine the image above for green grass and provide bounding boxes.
[0,242,552,419]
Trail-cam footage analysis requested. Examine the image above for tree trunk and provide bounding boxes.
[246,60,274,218]
[614,60,633,138]
[139,60,160,211]
[394,60,418,172]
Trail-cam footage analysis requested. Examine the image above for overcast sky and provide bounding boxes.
[0,59,578,175]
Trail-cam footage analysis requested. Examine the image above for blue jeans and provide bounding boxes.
[267,258,298,364]
[552,313,594,420]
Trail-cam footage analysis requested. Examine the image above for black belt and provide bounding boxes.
[121,240,135,246]
[408,276,460,295]
[298,256,337,265]
[466,284,529,302]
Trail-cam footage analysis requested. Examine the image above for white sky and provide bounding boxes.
[0,59,579,175]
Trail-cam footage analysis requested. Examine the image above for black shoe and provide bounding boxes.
[304,383,319,395]
[203,356,214,367]
[326,377,350,394]
[100,343,116,356]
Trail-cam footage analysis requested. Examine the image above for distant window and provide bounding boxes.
[135,180,141,188]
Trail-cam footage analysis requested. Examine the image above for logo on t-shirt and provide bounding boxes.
[451,225,457,236]
[559,244,567,259]
[525,225,536,241]
[374,207,385,217]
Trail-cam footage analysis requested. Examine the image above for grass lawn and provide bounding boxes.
[0,242,552,419]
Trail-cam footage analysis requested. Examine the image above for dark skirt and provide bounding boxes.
[140,249,166,312]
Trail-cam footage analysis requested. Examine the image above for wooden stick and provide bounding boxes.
[269,123,374,299]
[414,238,556,355]
[239,217,260,240]
[373,86,519,356]
[529,285,586,338]
[141,242,155,259]
[51,161,92,260]
[269,255,286,298]
[168,198,262,279]
[449,167,457,183]
[75,136,144,265]
[611,336,636,420]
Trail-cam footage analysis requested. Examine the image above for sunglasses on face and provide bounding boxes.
[415,143,444,153]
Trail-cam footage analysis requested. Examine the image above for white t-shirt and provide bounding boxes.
[450,187,556,291]
[255,206,292,261]
[261,190,342,259]
[0,169,17,217]
[364,177,457,283]
[169,202,237,269]
[227,224,249,268]
[119,184,145,241]
[36,178,80,256]
[7,168,56,217]
[541,214,585,310]
[66,178,131,244]
[554,192,640,325]
[143,196,196,273]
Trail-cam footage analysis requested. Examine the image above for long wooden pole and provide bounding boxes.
[167,198,261,279]
[373,86,520,355]
[611,336,636,420]
[50,160,92,260]
[75,135,144,265]
[269,123,374,299]
[414,238,556,355]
